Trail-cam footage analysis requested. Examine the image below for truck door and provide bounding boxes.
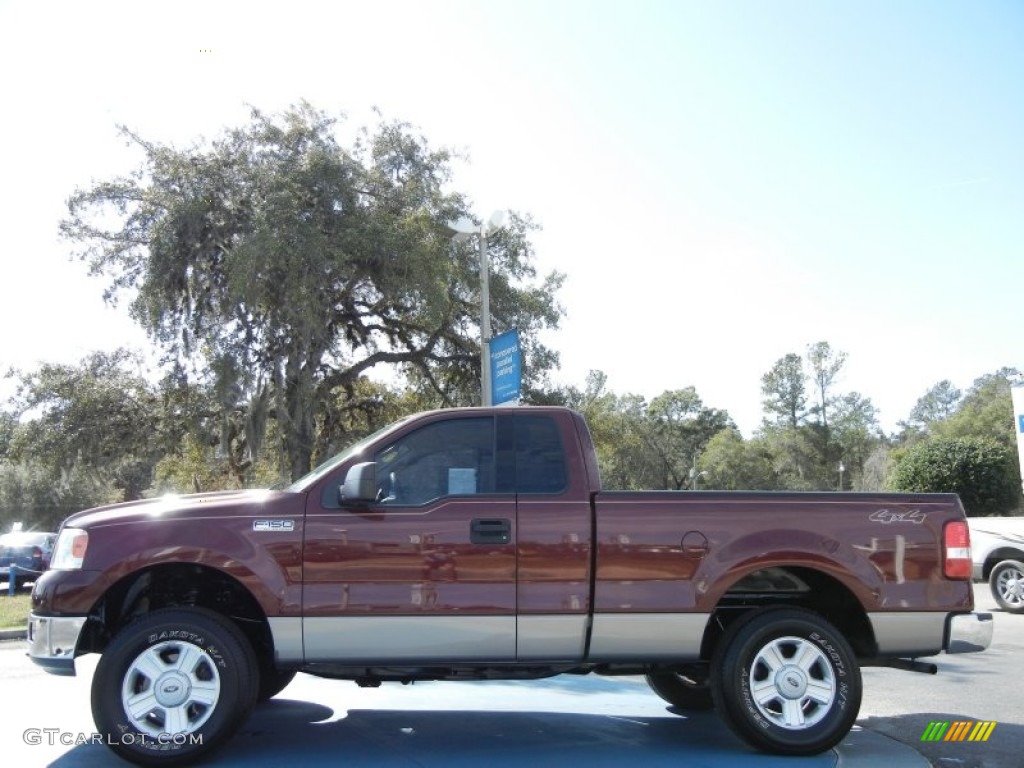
[302,414,517,662]
[510,413,592,661]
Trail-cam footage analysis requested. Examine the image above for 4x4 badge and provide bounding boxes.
[869,509,926,525]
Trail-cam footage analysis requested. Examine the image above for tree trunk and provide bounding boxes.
[283,355,316,481]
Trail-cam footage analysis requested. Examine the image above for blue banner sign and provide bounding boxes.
[489,329,522,405]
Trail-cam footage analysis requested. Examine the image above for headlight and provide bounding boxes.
[51,528,89,570]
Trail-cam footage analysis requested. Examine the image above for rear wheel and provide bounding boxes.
[710,608,861,755]
[91,608,258,766]
[645,670,714,710]
[989,560,1024,613]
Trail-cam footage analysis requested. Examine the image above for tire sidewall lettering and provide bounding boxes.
[110,728,187,754]
[809,630,847,677]
[144,630,228,668]
[739,666,773,730]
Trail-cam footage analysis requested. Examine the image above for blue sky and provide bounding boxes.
[1,0,1022,435]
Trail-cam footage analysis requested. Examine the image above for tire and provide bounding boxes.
[709,608,861,755]
[257,668,297,702]
[645,670,714,711]
[989,559,1024,614]
[91,607,259,766]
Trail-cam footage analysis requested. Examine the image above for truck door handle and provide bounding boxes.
[471,518,511,544]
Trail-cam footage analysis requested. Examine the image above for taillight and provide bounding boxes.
[944,520,972,579]
[31,546,42,560]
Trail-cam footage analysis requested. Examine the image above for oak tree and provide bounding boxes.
[61,103,564,479]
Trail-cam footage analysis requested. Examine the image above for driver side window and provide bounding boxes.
[373,417,495,506]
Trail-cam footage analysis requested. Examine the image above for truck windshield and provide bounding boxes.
[283,416,414,493]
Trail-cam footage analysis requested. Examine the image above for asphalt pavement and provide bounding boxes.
[0,630,927,768]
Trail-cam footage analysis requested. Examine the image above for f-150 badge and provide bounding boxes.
[253,519,295,532]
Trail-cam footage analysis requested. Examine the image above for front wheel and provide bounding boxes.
[91,608,259,766]
[710,608,861,756]
[989,559,1024,613]
[258,668,298,702]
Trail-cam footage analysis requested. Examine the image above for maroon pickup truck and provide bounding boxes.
[29,406,992,765]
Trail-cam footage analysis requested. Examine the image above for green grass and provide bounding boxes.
[0,592,31,629]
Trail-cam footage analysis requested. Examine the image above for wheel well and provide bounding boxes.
[983,549,1024,579]
[79,563,274,670]
[701,566,876,660]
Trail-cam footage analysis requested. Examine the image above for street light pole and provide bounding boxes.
[447,211,507,407]
[689,452,707,490]
[478,230,492,407]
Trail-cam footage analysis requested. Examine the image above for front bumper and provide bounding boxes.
[946,611,993,654]
[27,613,87,676]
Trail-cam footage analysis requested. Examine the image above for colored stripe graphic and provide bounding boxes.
[921,722,949,741]
[946,721,971,741]
[921,721,996,742]
[968,722,997,742]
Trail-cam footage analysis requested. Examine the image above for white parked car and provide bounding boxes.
[969,516,1024,613]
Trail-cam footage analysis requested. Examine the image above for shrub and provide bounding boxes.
[889,437,1019,517]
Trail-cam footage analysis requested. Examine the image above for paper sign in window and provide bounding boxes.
[448,468,477,495]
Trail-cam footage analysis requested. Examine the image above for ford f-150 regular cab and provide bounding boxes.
[28,406,993,765]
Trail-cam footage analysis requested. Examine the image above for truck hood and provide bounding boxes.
[62,489,296,530]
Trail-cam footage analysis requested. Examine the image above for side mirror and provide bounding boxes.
[340,462,377,505]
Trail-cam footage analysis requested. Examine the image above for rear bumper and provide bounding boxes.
[27,613,87,676]
[869,610,993,657]
[946,611,993,654]
[0,557,44,569]
[1,565,44,580]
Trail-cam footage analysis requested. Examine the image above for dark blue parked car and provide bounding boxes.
[0,531,56,590]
